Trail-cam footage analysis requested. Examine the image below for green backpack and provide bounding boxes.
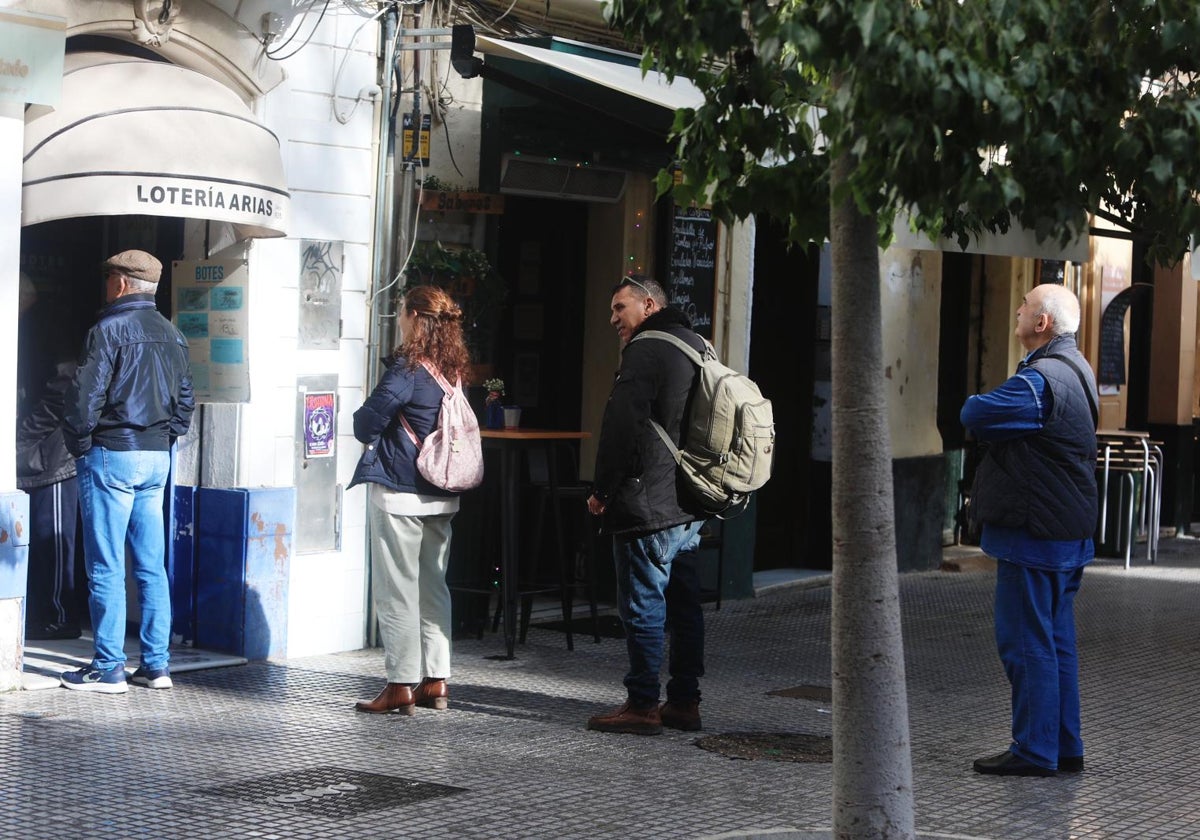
[632,330,776,518]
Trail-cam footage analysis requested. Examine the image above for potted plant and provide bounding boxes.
[482,377,506,429]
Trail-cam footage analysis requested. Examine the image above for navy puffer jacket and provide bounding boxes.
[349,355,456,496]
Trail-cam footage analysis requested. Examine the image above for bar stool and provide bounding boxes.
[490,440,601,650]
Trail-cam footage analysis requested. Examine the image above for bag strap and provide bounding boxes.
[398,362,463,450]
[1043,353,1099,429]
[630,329,712,367]
[628,330,710,464]
[419,360,462,396]
[399,413,421,450]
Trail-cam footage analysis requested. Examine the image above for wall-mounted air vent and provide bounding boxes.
[499,155,627,203]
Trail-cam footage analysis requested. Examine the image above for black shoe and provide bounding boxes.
[1058,755,1084,773]
[25,622,82,641]
[973,750,1056,777]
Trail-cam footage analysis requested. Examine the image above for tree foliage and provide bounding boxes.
[607,0,1200,263]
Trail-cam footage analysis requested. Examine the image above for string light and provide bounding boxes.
[627,209,646,273]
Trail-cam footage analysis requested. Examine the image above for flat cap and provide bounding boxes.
[103,249,162,284]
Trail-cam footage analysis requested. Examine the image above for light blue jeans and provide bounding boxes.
[77,447,172,672]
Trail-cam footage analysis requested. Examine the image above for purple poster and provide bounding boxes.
[304,391,335,458]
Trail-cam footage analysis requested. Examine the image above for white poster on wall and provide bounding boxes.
[172,259,250,403]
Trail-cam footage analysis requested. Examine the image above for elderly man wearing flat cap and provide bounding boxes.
[61,250,194,694]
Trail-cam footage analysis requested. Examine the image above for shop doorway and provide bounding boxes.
[15,215,240,687]
[749,223,823,570]
[492,196,589,432]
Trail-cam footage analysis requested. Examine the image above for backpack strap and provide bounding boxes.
[398,361,463,449]
[631,329,712,367]
[419,360,460,395]
[628,329,709,464]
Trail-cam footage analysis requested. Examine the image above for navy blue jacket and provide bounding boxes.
[349,356,455,496]
[592,307,706,535]
[64,294,194,457]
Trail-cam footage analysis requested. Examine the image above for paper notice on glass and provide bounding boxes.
[172,259,250,403]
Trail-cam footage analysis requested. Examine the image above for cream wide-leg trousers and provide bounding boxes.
[368,504,455,684]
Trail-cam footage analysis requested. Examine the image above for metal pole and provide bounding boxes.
[364,6,399,650]
[367,6,399,385]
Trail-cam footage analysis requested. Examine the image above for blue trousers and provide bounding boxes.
[995,560,1085,770]
[613,520,705,707]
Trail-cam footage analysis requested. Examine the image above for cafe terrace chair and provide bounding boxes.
[1096,430,1163,568]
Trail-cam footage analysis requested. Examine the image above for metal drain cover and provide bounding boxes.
[697,732,833,763]
[203,766,467,818]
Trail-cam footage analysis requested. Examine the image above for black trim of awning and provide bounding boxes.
[23,170,291,198]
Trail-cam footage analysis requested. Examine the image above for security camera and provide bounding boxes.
[359,84,383,100]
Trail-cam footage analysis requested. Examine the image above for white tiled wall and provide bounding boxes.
[245,6,380,658]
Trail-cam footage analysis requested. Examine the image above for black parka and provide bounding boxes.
[17,363,77,490]
[592,307,706,535]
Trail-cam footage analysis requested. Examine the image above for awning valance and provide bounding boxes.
[476,36,704,112]
[23,53,288,239]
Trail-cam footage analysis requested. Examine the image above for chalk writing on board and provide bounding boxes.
[668,205,717,339]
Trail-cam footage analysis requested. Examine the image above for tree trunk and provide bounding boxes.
[829,146,916,838]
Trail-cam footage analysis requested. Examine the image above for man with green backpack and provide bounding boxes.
[585,275,774,736]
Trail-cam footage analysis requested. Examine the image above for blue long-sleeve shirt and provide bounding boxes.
[960,368,1047,441]
[961,359,1092,571]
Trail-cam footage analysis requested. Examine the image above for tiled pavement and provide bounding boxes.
[4,538,1200,839]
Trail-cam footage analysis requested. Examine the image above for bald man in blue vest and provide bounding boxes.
[961,282,1098,777]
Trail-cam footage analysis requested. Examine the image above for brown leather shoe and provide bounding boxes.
[355,683,416,715]
[587,700,663,735]
[414,678,449,710]
[660,699,701,731]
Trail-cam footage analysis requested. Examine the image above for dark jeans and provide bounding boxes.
[995,560,1085,770]
[613,519,705,706]
[664,547,706,703]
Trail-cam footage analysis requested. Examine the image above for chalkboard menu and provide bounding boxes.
[667,204,718,339]
[1097,283,1152,386]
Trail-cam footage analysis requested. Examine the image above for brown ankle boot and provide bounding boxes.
[586,700,663,735]
[660,699,702,731]
[414,678,449,710]
[355,682,416,715]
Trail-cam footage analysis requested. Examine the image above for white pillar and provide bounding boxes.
[0,101,29,692]
[0,101,23,493]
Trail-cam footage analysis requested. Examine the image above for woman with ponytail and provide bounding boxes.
[349,285,472,714]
